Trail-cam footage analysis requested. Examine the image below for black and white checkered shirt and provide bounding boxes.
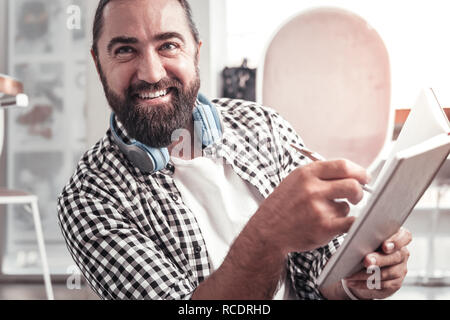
[57,98,342,300]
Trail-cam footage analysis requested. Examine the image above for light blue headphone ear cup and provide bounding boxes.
[134,142,170,172]
[110,113,170,173]
[194,94,223,146]
[125,145,157,173]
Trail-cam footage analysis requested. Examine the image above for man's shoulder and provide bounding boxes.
[212,98,276,115]
[211,98,297,135]
[59,131,122,198]
[211,98,285,127]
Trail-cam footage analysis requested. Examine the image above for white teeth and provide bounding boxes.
[138,89,168,100]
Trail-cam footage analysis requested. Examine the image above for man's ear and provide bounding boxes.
[90,48,101,76]
[196,40,203,64]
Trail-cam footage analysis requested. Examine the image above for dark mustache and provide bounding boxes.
[127,78,183,97]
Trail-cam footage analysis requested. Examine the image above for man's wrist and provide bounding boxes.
[192,215,285,300]
[320,280,350,300]
[341,279,359,300]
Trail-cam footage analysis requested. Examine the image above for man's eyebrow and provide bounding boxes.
[107,36,139,54]
[154,32,185,43]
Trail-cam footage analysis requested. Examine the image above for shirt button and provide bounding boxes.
[194,246,202,254]
[171,194,179,202]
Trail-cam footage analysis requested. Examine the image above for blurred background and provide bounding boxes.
[0,0,450,299]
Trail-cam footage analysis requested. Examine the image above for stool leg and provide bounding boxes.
[30,200,54,300]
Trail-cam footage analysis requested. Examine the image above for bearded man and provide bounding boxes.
[58,0,411,300]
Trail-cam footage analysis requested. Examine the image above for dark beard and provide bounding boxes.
[98,65,200,148]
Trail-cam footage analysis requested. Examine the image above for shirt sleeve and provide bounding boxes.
[286,236,344,299]
[268,108,345,300]
[57,189,196,300]
[266,106,310,178]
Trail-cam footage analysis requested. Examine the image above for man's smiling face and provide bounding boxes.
[93,0,201,148]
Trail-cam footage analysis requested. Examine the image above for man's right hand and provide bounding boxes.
[192,159,371,299]
[253,159,371,254]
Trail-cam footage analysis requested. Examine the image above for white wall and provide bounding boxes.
[225,0,450,109]
[190,0,227,99]
[0,0,7,73]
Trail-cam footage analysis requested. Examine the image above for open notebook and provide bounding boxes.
[317,88,450,288]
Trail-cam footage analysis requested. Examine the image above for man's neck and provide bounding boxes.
[167,119,198,161]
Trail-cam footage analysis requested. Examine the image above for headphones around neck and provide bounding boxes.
[110,93,223,173]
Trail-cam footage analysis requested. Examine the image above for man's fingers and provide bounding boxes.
[345,269,367,281]
[310,159,371,185]
[328,200,351,217]
[329,216,355,235]
[364,247,410,268]
[382,228,412,254]
[346,263,406,282]
[346,278,403,292]
[380,263,408,281]
[324,179,364,205]
[343,228,411,299]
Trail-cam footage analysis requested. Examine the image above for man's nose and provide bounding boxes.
[136,50,166,84]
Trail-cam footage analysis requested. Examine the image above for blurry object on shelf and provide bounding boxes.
[0,73,28,154]
[0,74,29,109]
[0,94,29,109]
[14,0,64,55]
[222,58,256,101]
[10,63,64,145]
[15,63,64,111]
[17,105,52,125]
[17,105,53,139]
[0,74,24,95]
[18,1,49,40]
[16,0,51,53]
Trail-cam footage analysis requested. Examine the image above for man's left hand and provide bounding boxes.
[344,227,412,300]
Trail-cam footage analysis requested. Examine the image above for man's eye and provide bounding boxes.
[160,43,178,51]
[115,46,135,56]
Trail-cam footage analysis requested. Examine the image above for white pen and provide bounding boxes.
[290,144,374,193]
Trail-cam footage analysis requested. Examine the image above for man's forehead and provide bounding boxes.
[101,0,190,40]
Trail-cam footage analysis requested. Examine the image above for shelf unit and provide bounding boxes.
[3,0,88,276]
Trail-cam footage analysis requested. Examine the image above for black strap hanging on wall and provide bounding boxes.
[221,59,256,102]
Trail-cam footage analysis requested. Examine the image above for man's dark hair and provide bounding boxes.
[92,0,200,58]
